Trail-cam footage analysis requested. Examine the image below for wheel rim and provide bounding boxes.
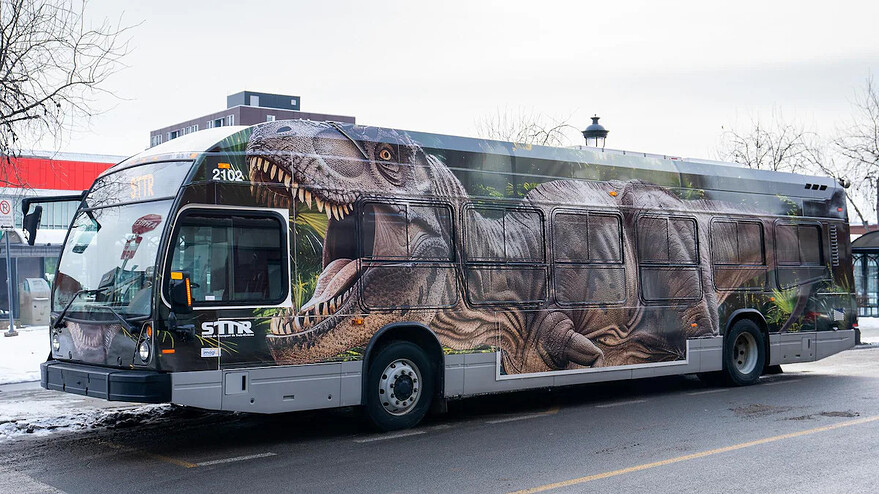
[732,332,758,375]
[378,358,422,416]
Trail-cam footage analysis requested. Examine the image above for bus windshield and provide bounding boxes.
[52,200,173,318]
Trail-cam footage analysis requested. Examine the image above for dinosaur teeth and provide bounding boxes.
[325,205,332,219]
[305,190,313,208]
[283,174,291,187]
[315,197,324,212]
[263,159,270,172]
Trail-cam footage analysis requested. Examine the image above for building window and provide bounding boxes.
[266,115,275,122]
[226,114,235,126]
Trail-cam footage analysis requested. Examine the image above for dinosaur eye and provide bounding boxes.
[276,126,292,133]
[376,145,395,161]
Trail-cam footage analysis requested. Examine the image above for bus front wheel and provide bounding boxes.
[365,341,434,431]
[722,319,766,386]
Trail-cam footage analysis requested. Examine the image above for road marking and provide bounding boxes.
[101,441,198,468]
[486,407,561,424]
[354,430,426,443]
[196,452,277,467]
[764,378,803,386]
[686,388,730,396]
[0,465,66,493]
[508,414,879,494]
[595,399,648,408]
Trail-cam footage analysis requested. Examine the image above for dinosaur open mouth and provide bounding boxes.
[247,156,362,336]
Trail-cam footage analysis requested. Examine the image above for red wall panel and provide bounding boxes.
[7,157,114,191]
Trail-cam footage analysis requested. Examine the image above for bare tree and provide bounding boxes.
[717,110,877,225]
[836,75,879,227]
[718,109,820,173]
[0,0,132,186]
[475,107,579,147]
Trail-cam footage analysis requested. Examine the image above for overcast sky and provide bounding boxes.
[50,0,879,161]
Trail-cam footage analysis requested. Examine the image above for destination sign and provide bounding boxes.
[87,161,192,208]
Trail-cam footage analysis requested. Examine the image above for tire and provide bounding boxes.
[365,341,435,431]
[722,319,766,386]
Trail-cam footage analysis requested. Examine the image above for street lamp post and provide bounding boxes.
[582,115,609,148]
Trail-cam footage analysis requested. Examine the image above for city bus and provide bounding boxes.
[38,119,858,430]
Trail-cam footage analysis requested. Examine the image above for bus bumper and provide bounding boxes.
[40,360,171,403]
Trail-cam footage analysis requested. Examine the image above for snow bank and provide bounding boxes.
[0,325,48,385]
[0,398,173,442]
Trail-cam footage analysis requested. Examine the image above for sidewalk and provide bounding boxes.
[0,324,48,385]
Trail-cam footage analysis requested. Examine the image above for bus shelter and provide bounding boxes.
[853,230,879,317]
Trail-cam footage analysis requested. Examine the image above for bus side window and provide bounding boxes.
[168,212,287,305]
[360,201,457,310]
[552,211,625,305]
[776,223,827,288]
[463,204,546,306]
[637,215,702,303]
[711,220,767,291]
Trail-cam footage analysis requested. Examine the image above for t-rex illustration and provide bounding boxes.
[245,120,774,374]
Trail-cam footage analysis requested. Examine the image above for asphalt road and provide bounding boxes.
[2,347,879,494]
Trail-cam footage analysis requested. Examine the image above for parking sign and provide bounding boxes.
[0,199,13,229]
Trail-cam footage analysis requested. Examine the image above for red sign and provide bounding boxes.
[121,235,143,260]
[131,214,162,235]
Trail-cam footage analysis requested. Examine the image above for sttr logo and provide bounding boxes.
[201,320,254,338]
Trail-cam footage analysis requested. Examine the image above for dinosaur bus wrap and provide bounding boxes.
[42,120,858,430]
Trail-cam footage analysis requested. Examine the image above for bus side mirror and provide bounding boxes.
[169,272,193,314]
[23,206,43,246]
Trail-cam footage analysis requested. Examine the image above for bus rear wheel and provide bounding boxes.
[722,319,766,386]
[365,341,434,431]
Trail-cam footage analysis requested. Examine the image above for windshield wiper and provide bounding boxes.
[96,304,137,334]
[52,288,109,329]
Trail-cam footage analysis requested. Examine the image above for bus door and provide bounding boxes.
[165,208,289,375]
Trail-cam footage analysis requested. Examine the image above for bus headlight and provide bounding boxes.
[138,340,151,362]
[52,334,60,352]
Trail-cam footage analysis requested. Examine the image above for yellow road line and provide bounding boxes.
[509,414,879,494]
[101,441,198,468]
[486,406,561,424]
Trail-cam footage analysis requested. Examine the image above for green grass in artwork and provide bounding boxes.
[767,287,801,332]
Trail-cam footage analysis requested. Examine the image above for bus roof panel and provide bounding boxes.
[108,126,249,174]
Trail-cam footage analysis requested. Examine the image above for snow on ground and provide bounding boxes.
[858,316,879,343]
[0,325,175,443]
[0,392,173,442]
[0,325,48,385]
